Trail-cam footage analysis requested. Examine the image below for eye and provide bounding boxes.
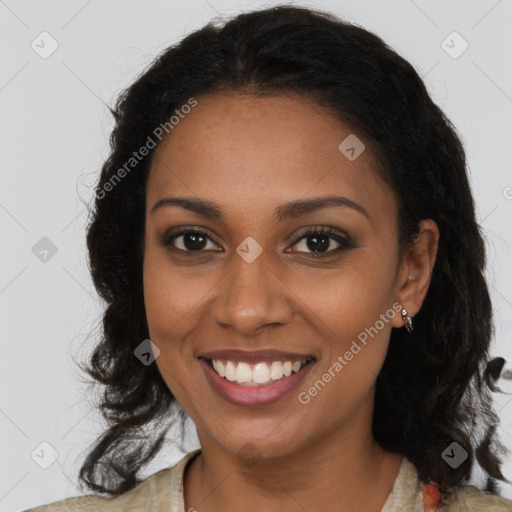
[159,226,353,258]
[287,227,352,258]
[160,228,220,253]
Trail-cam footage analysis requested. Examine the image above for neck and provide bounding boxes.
[184,426,402,512]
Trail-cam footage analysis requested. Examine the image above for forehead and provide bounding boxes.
[147,92,395,224]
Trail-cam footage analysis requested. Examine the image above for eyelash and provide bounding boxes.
[158,226,354,259]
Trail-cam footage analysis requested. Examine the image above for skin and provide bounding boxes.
[143,92,440,512]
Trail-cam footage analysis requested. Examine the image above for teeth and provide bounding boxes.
[225,361,237,382]
[212,359,225,377]
[235,362,252,383]
[253,363,270,384]
[270,361,284,380]
[210,359,310,386]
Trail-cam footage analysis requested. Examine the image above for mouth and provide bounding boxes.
[198,350,316,407]
[201,357,315,386]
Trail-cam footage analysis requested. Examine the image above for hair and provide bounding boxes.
[78,3,509,498]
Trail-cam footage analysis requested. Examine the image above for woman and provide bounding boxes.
[27,5,512,511]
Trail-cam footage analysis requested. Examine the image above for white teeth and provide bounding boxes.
[235,362,252,383]
[253,363,270,384]
[209,358,310,386]
[225,361,237,381]
[270,361,284,380]
[212,359,225,377]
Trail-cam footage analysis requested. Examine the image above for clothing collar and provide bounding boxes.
[172,450,427,512]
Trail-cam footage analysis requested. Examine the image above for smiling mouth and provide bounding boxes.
[201,357,316,386]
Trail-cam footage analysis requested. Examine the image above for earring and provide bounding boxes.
[401,308,413,333]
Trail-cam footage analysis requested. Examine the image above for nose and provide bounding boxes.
[210,248,293,337]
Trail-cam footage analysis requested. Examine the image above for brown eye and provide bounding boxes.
[161,228,219,253]
[297,233,338,253]
[288,227,353,258]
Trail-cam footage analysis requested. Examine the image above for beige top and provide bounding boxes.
[25,449,512,511]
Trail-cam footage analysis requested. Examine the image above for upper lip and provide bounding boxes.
[199,349,316,363]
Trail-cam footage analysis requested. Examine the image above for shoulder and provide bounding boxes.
[23,467,173,511]
[24,449,201,512]
[441,484,512,511]
[392,457,512,512]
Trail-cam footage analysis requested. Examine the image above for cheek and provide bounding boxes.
[293,252,397,387]
[143,249,202,401]
[142,246,222,403]
[289,250,396,331]
[143,247,207,339]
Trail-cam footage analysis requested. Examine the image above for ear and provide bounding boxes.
[391,219,440,329]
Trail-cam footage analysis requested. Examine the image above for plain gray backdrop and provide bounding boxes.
[1,1,511,510]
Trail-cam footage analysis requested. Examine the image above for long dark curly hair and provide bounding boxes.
[78,4,509,497]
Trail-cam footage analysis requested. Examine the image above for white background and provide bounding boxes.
[1,1,511,510]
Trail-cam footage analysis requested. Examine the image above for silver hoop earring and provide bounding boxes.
[401,308,413,333]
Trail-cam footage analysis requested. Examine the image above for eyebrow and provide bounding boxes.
[150,195,370,222]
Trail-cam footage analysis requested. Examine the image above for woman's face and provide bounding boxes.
[143,92,431,460]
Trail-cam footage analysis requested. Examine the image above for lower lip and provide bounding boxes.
[199,358,315,407]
